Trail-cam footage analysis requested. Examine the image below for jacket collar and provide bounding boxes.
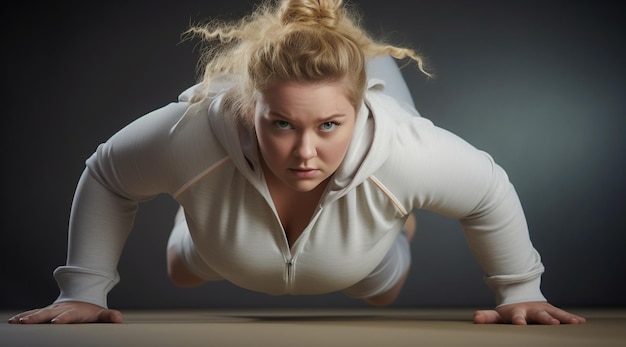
[204,77,399,205]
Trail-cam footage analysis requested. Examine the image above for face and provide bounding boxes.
[254,80,357,193]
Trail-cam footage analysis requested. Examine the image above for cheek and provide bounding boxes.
[322,135,352,163]
[258,132,290,159]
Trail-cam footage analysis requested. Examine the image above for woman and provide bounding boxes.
[9,0,585,325]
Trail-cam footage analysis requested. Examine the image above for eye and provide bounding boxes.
[320,121,339,132]
[274,120,292,129]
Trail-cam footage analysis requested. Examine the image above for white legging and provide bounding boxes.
[365,54,417,111]
[342,232,411,299]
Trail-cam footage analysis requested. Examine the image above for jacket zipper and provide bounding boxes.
[285,259,294,293]
[282,205,325,293]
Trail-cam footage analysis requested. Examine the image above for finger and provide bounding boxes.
[49,308,122,324]
[96,309,123,323]
[49,307,92,324]
[48,309,77,324]
[8,309,40,324]
[530,310,560,325]
[510,309,528,325]
[547,308,587,325]
[15,309,58,324]
[473,310,505,324]
[563,314,586,324]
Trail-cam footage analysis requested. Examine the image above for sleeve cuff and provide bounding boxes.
[53,266,120,308]
[484,266,547,307]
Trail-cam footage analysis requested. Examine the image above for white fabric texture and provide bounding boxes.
[53,55,546,309]
[342,232,411,299]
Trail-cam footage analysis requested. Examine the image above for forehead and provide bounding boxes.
[258,80,352,110]
[262,79,348,96]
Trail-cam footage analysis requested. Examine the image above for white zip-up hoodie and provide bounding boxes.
[53,75,546,309]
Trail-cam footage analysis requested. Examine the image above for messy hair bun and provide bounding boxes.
[184,0,429,125]
[279,0,343,28]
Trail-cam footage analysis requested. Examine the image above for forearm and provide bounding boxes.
[460,172,546,306]
[54,169,138,308]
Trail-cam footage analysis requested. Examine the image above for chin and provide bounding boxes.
[290,185,318,193]
[288,181,324,193]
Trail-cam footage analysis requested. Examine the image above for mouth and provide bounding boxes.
[289,168,319,178]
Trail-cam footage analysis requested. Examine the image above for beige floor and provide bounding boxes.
[1,308,624,347]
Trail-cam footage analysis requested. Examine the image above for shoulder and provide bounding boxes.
[365,85,435,150]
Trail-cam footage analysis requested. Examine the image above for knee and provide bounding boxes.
[167,248,205,288]
[364,266,411,307]
[365,294,399,307]
[364,286,403,307]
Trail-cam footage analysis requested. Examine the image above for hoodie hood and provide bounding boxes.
[194,77,399,206]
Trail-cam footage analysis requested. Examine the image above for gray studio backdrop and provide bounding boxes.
[3,0,624,310]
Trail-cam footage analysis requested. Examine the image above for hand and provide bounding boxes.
[473,301,586,325]
[7,301,122,324]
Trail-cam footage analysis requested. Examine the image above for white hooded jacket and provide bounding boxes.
[53,75,546,309]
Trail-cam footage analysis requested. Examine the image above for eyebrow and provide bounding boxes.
[268,112,348,122]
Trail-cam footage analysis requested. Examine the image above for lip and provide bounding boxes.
[289,168,319,178]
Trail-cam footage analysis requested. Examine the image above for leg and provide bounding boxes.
[166,207,221,287]
[167,249,206,288]
[343,213,416,306]
[365,213,416,306]
[365,272,410,306]
[366,54,419,113]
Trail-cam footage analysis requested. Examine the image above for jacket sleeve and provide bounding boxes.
[53,101,192,308]
[378,99,547,307]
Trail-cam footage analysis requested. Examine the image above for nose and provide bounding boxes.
[294,131,317,160]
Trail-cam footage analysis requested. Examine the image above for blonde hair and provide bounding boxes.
[183,0,429,125]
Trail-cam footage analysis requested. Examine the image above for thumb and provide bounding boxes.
[473,310,504,324]
[97,309,123,323]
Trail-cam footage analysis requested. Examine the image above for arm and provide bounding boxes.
[409,125,584,324]
[56,101,194,307]
[371,89,584,324]
[9,101,192,324]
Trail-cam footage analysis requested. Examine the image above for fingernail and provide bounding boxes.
[50,319,57,323]
[19,317,29,322]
